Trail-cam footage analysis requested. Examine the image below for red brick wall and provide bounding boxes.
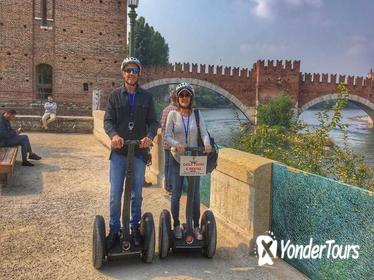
[0,0,127,115]
[299,73,374,108]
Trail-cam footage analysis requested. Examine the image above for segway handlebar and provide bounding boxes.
[184,146,205,152]
[124,140,140,146]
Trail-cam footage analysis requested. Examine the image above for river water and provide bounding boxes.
[200,107,374,167]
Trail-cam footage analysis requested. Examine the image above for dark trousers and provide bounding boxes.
[169,155,201,228]
[164,149,172,191]
[4,135,32,162]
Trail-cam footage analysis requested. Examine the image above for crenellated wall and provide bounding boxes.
[299,72,374,110]
[137,60,374,125]
[139,62,256,112]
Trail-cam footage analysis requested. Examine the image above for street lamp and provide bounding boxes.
[128,0,139,57]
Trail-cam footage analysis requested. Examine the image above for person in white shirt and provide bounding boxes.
[165,82,212,243]
[42,95,57,129]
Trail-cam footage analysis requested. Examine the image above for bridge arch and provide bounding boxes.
[142,78,252,122]
[300,93,374,125]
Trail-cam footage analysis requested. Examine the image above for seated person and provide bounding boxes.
[0,110,42,166]
[42,95,57,130]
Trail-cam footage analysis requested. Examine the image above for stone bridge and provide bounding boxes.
[140,60,374,124]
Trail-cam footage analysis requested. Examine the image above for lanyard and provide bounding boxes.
[181,113,190,145]
[127,92,136,132]
[127,92,136,113]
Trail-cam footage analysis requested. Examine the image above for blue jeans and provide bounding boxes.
[169,155,201,228]
[164,149,172,191]
[3,135,32,162]
[109,151,145,234]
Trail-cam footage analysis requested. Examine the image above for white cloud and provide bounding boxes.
[252,0,272,19]
[285,0,322,8]
[249,0,323,19]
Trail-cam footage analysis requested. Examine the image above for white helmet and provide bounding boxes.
[120,57,142,72]
[176,82,194,97]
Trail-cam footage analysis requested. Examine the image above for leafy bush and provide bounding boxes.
[234,84,374,191]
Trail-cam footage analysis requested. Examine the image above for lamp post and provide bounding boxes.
[128,0,139,57]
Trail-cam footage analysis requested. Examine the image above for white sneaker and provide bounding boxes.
[193,227,203,240]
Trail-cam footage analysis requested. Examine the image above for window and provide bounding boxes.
[36,64,53,100]
[41,0,47,26]
[83,82,89,91]
[35,0,55,29]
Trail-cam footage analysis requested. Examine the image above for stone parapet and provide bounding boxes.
[12,115,93,133]
[93,110,111,148]
[210,148,274,252]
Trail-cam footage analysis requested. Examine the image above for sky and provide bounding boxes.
[135,0,374,77]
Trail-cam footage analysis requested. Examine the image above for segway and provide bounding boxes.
[158,147,217,259]
[92,140,155,269]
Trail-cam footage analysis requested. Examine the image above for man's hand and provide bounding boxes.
[204,144,212,154]
[111,135,124,149]
[139,137,152,148]
[16,128,22,135]
[176,144,185,154]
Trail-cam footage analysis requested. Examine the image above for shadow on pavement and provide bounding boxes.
[97,243,267,280]
[0,159,61,196]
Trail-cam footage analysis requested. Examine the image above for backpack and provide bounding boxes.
[194,109,218,174]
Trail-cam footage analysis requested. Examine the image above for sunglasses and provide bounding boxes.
[179,93,191,98]
[123,67,140,74]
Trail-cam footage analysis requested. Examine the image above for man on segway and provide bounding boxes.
[104,57,158,250]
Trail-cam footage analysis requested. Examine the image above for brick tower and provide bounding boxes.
[0,0,127,115]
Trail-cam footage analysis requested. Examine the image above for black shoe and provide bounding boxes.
[144,180,152,187]
[22,161,34,167]
[29,153,42,160]
[132,228,142,247]
[106,231,119,251]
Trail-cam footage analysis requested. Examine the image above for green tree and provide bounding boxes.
[257,93,293,128]
[234,84,374,191]
[133,17,169,66]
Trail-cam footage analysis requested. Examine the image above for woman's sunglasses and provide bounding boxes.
[179,93,191,98]
[123,67,140,74]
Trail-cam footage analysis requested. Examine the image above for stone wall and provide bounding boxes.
[11,115,93,133]
[210,148,273,252]
[0,100,92,116]
[272,163,374,279]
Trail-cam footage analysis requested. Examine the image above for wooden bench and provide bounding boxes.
[0,147,18,187]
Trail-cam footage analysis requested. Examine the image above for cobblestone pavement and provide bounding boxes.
[0,133,307,280]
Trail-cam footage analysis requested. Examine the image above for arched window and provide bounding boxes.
[36,64,53,100]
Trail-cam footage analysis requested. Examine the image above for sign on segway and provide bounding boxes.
[180,156,207,176]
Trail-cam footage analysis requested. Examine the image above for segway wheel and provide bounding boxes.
[92,215,106,269]
[201,210,217,258]
[158,209,171,259]
[140,212,155,263]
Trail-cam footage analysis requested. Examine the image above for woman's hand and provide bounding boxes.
[139,137,152,148]
[176,144,185,154]
[204,144,212,154]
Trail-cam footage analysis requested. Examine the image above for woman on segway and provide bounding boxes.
[165,82,212,243]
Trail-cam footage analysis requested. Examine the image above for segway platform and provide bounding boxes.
[173,238,205,251]
[107,240,142,258]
